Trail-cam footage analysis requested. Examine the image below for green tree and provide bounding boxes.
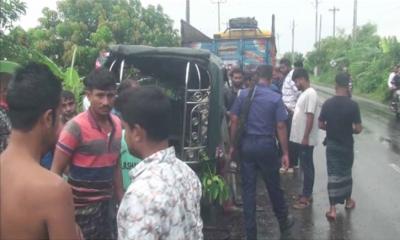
[283,52,304,66]
[305,23,400,102]
[27,0,180,74]
[0,0,26,31]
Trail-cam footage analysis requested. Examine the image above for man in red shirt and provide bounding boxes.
[52,68,123,240]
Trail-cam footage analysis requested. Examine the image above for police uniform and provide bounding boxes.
[231,84,290,239]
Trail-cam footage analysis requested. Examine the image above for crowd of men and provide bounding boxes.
[0,58,363,240]
[0,62,202,240]
[225,59,362,238]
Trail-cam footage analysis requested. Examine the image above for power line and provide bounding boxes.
[329,6,340,37]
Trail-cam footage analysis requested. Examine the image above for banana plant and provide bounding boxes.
[31,46,83,108]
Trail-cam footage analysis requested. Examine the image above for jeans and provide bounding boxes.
[299,145,315,198]
[240,135,289,240]
[286,112,299,167]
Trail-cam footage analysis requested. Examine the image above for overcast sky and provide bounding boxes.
[17,0,400,55]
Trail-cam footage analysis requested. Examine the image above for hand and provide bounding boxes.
[301,137,309,146]
[281,154,289,170]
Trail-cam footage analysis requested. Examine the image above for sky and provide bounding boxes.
[17,0,400,55]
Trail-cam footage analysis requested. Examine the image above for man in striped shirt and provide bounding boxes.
[52,68,123,240]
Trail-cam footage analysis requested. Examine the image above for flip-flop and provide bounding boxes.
[325,211,336,221]
[345,200,356,210]
[293,199,311,209]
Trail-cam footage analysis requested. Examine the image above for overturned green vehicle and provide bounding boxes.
[103,45,229,170]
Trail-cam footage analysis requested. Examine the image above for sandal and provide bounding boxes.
[293,197,312,209]
[292,195,313,202]
[325,211,336,221]
[345,199,356,210]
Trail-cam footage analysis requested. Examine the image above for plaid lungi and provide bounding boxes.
[326,140,354,205]
[75,200,117,240]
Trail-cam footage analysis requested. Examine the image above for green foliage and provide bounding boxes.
[31,46,83,105]
[306,24,400,102]
[0,0,26,30]
[283,52,304,66]
[2,0,180,76]
[200,151,230,205]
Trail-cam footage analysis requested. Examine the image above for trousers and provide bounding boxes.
[240,135,289,240]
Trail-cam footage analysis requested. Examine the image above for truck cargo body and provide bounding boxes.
[181,17,276,70]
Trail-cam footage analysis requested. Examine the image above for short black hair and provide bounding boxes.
[292,68,309,81]
[115,86,171,142]
[279,58,291,67]
[256,64,273,80]
[84,67,117,91]
[335,72,350,87]
[7,62,62,131]
[61,90,75,101]
[294,60,304,68]
[229,68,243,77]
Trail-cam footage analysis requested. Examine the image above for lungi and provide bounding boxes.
[326,140,354,205]
[75,200,117,240]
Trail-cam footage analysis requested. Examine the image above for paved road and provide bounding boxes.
[208,87,400,240]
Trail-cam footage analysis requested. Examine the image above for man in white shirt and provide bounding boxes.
[280,58,301,172]
[115,86,203,240]
[290,68,319,209]
[388,65,400,111]
[388,65,399,89]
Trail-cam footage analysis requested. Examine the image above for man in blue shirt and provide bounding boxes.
[230,64,294,239]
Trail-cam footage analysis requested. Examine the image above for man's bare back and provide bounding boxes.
[0,148,80,240]
[1,62,82,239]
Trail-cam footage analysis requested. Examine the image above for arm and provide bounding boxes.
[46,181,82,240]
[276,121,289,169]
[302,113,315,145]
[51,150,71,176]
[352,103,363,135]
[113,158,124,203]
[229,113,239,146]
[302,90,318,145]
[353,123,363,134]
[319,120,327,131]
[51,121,80,175]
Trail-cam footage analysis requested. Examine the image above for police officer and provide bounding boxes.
[230,64,294,239]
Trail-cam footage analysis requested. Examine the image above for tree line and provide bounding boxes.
[304,24,400,102]
[2,0,400,103]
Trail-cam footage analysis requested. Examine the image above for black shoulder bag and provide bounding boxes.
[233,85,257,148]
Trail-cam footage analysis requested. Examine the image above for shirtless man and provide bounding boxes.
[0,63,81,239]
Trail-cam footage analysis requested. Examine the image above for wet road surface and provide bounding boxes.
[206,86,400,240]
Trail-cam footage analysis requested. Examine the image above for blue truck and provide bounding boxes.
[181,16,277,71]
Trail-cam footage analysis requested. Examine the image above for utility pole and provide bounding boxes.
[352,0,358,40]
[329,6,340,37]
[291,20,295,65]
[212,0,227,32]
[319,14,322,48]
[314,0,320,45]
[186,0,190,24]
